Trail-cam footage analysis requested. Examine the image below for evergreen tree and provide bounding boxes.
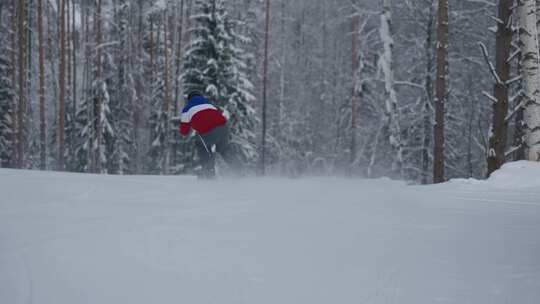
[74,93,92,172]
[74,52,116,174]
[97,54,117,174]
[183,0,258,169]
[184,0,233,101]
[225,17,258,164]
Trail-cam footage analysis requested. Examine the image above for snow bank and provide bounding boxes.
[448,161,540,189]
[487,160,540,189]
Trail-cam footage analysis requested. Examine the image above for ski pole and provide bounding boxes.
[197,134,212,156]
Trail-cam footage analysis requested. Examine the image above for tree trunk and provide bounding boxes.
[163,11,171,174]
[350,13,360,169]
[133,0,144,174]
[276,0,286,151]
[38,0,47,169]
[84,3,93,172]
[487,0,512,175]
[10,0,18,168]
[72,0,77,125]
[17,0,27,168]
[380,0,404,178]
[58,0,66,171]
[174,0,185,111]
[513,46,525,161]
[46,0,58,115]
[422,0,435,184]
[94,0,103,173]
[519,0,540,161]
[433,0,448,183]
[149,19,155,81]
[66,0,72,164]
[27,0,33,110]
[260,0,270,175]
[66,0,71,110]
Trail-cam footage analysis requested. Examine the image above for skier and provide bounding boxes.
[179,90,238,178]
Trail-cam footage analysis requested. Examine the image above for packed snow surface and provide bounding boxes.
[1,162,539,304]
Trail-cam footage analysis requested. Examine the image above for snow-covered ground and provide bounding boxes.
[1,162,539,304]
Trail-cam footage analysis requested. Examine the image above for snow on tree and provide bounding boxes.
[74,67,115,174]
[74,0,117,174]
[379,0,404,178]
[182,0,258,169]
[224,14,258,164]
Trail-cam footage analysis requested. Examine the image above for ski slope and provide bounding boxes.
[1,162,539,304]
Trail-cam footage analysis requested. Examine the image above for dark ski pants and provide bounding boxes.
[196,125,240,177]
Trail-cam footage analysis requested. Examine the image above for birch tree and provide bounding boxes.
[519,0,540,161]
[379,0,403,178]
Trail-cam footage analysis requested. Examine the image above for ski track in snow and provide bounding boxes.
[0,163,539,304]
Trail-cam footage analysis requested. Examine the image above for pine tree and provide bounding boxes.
[95,55,117,174]
[224,14,258,165]
[73,67,115,173]
[74,0,117,174]
[183,0,233,100]
[182,0,258,169]
[74,94,92,172]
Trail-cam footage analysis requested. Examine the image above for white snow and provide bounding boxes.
[1,162,540,304]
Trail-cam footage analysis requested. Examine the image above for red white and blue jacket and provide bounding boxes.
[180,95,227,136]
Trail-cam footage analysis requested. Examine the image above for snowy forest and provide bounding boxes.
[1,0,540,183]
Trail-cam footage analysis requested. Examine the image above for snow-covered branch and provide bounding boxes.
[479,42,502,84]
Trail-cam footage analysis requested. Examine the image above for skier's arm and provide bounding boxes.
[180,113,191,136]
[180,122,191,136]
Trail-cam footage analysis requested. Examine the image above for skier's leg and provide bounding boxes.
[215,125,242,174]
[196,138,215,178]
